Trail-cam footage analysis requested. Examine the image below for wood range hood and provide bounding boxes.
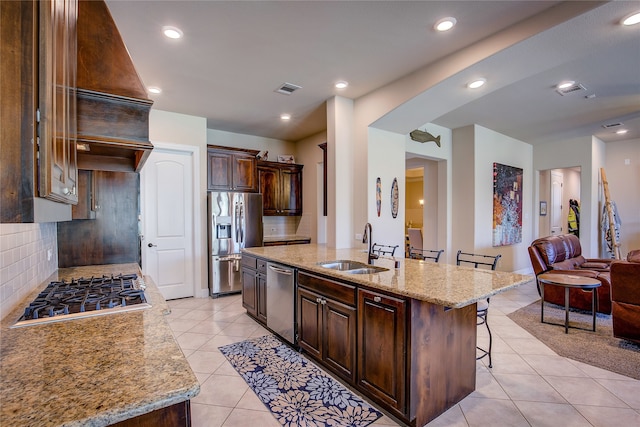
[76,0,153,173]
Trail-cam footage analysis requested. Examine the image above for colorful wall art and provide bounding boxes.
[492,163,523,247]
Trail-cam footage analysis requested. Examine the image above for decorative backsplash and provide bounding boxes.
[0,223,58,320]
[262,215,309,236]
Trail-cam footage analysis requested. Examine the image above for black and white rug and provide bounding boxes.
[219,335,383,427]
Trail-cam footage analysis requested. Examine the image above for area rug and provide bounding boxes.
[508,301,640,380]
[219,335,382,427]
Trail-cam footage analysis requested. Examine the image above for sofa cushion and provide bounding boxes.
[627,249,640,263]
[582,261,611,269]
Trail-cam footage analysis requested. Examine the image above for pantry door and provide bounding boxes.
[550,170,564,235]
[141,143,199,300]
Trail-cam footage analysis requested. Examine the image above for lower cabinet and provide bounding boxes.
[241,255,267,324]
[357,288,407,416]
[297,272,356,382]
[111,400,191,427]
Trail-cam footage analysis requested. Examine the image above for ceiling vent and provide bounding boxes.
[555,83,587,96]
[275,82,302,95]
[602,122,623,129]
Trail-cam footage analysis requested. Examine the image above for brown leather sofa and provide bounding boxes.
[611,250,640,344]
[528,234,613,314]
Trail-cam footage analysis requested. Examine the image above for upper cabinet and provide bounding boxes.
[258,161,303,216]
[38,0,79,204]
[0,0,153,223]
[1,0,74,222]
[207,145,259,192]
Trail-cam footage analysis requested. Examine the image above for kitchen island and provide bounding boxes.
[0,263,199,427]
[243,244,533,426]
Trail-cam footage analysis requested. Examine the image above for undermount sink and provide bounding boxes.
[317,260,388,274]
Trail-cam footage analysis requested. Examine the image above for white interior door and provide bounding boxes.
[550,170,564,235]
[141,146,196,300]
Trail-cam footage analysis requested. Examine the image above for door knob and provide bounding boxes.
[148,243,157,247]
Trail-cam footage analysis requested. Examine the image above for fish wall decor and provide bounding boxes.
[409,129,441,147]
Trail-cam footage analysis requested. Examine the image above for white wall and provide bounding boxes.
[452,125,533,272]
[0,223,58,320]
[533,135,604,258]
[148,110,208,294]
[367,128,406,252]
[406,123,453,260]
[207,128,296,161]
[604,138,640,255]
[294,131,327,243]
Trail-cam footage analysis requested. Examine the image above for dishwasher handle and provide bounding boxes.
[268,265,293,275]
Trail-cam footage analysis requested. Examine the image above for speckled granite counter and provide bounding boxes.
[244,244,533,307]
[0,263,199,427]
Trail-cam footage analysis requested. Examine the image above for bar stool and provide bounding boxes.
[371,243,399,257]
[409,248,444,263]
[456,250,502,368]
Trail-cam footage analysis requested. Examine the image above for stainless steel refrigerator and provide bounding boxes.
[208,191,263,297]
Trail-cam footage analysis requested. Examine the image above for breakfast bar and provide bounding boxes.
[242,244,533,426]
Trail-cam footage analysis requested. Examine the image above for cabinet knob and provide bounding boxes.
[62,187,70,195]
[373,296,382,303]
[316,297,322,304]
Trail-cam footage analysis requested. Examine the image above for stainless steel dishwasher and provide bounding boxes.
[266,262,297,344]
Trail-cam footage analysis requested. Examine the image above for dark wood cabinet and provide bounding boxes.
[258,161,303,216]
[241,254,267,324]
[357,288,407,415]
[297,272,356,382]
[0,0,75,222]
[207,146,259,192]
[72,170,97,220]
[38,0,79,205]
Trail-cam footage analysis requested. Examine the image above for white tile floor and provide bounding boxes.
[166,280,640,427]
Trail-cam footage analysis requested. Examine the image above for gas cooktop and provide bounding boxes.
[11,273,151,328]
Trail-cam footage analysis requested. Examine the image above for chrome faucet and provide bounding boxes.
[363,223,378,265]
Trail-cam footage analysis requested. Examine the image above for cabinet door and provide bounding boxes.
[207,150,233,190]
[256,274,267,324]
[297,287,323,359]
[324,298,356,382]
[357,288,407,414]
[72,169,96,219]
[38,0,78,204]
[258,164,280,215]
[233,154,258,192]
[280,165,303,215]
[241,267,257,317]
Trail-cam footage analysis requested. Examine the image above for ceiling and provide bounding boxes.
[105,1,640,145]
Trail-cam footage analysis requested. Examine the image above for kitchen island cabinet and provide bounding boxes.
[297,271,357,383]
[242,244,532,426]
[0,263,199,427]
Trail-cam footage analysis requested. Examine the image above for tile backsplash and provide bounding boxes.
[0,223,58,321]
[263,216,300,237]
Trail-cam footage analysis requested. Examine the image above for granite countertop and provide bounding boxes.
[0,263,199,427]
[244,244,533,308]
[263,235,311,243]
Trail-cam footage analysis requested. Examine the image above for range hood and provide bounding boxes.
[76,0,153,172]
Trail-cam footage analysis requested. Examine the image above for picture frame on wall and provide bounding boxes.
[540,201,547,216]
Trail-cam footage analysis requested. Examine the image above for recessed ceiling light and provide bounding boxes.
[148,86,162,94]
[622,11,640,26]
[467,78,486,89]
[335,81,349,89]
[162,26,183,39]
[280,113,291,121]
[616,129,628,135]
[434,17,457,32]
[557,80,576,90]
